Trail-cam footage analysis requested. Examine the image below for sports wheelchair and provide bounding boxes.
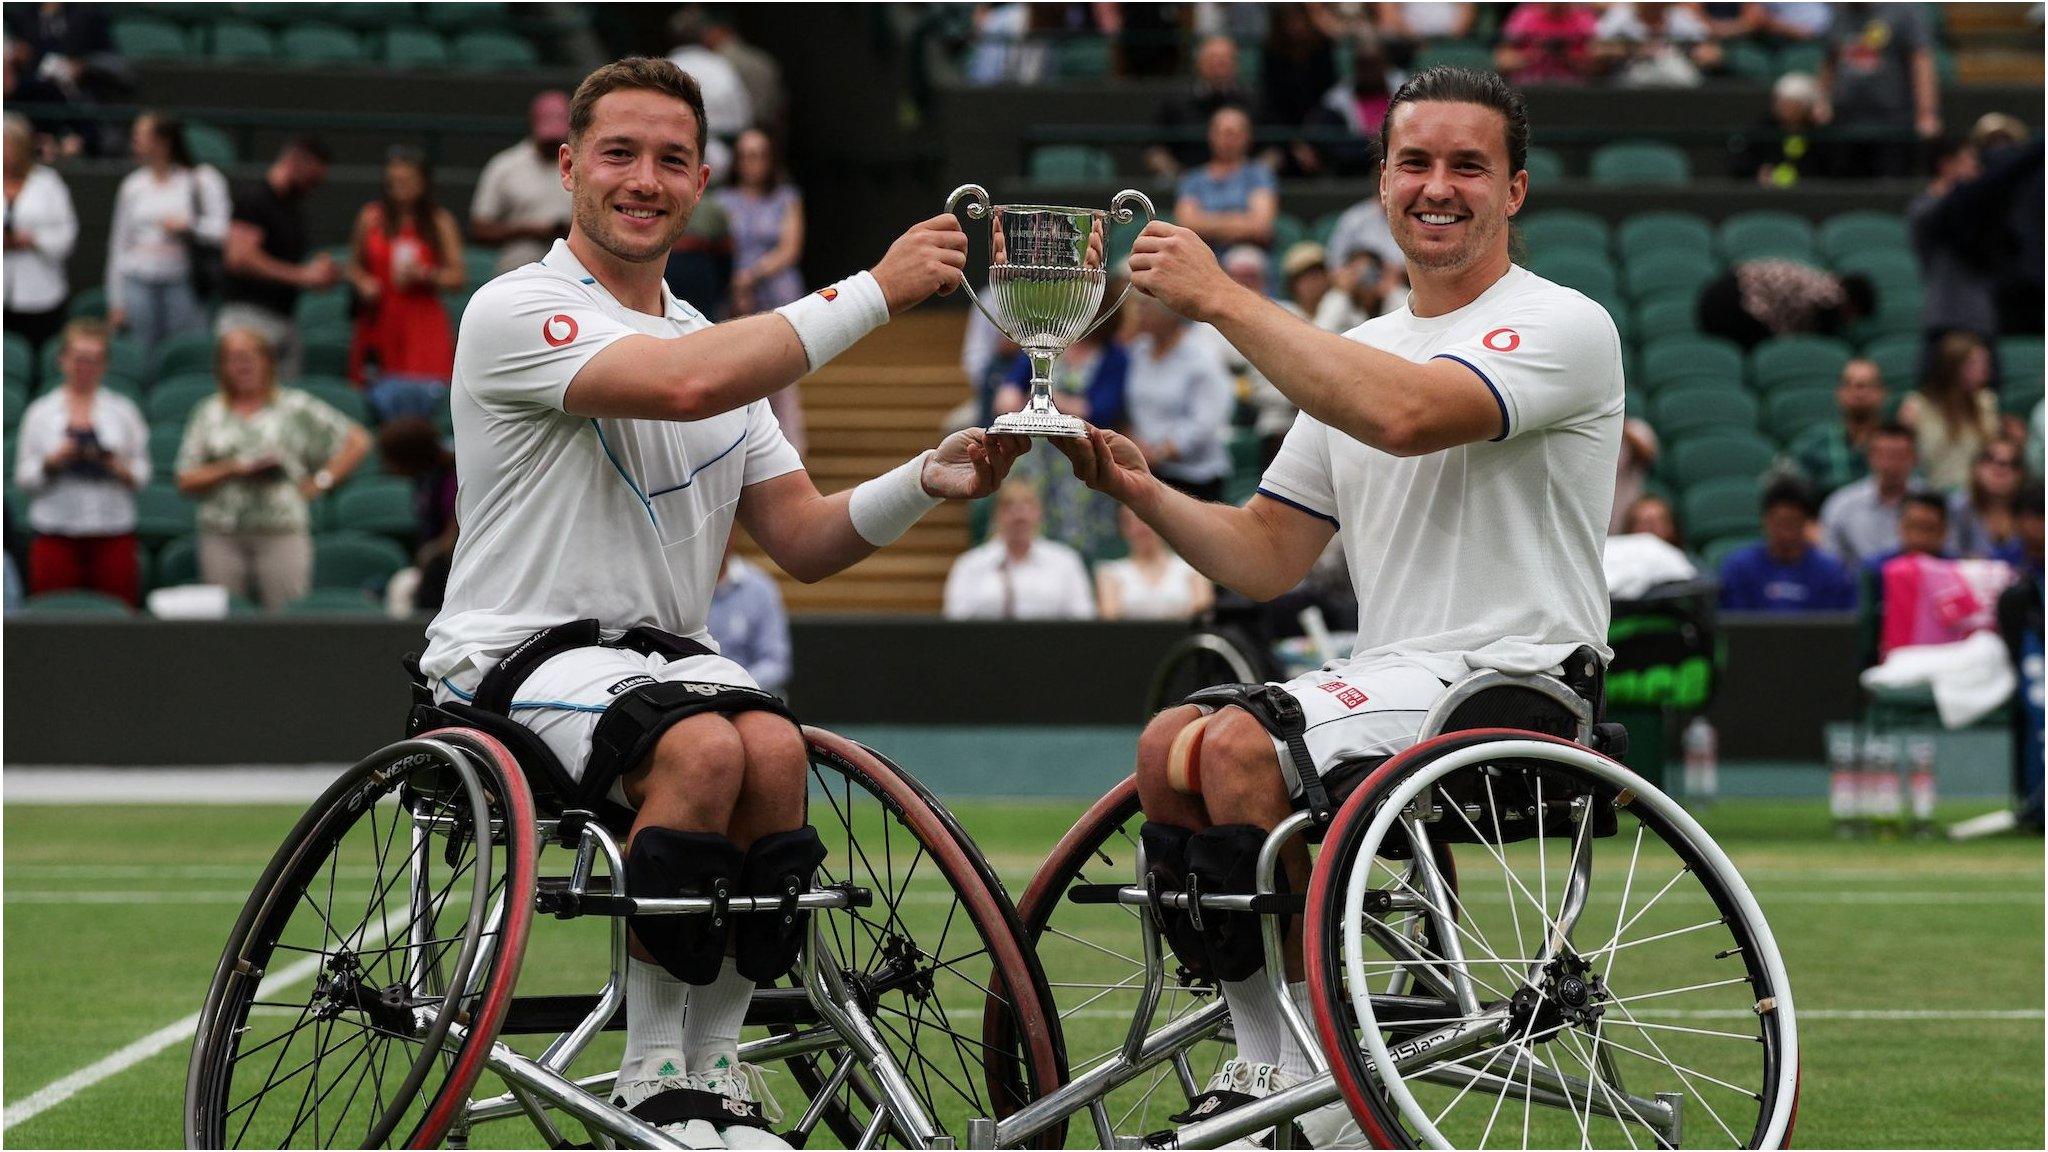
[184,676,1067,1149]
[977,649,1800,1149]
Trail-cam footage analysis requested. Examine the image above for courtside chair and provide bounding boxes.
[280,22,368,66]
[1526,250,1618,298]
[312,530,410,592]
[382,26,450,69]
[1750,335,1853,395]
[1761,388,1841,443]
[1681,477,1764,547]
[1634,293,1701,340]
[1641,335,1746,391]
[1818,211,1909,263]
[1860,334,1919,388]
[1717,210,1816,263]
[1652,385,1760,442]
[332,476,421,544]
[110,16,190,58]
[452,29,540,70]
[135,483,197,548]
[1589,140,1689,186]
[1517,209,1610,257]
[155,332,217,381]
[207,20,276,62]
[1617,211,1715,264]
[1664,430,1778,488]
[298,377,372,425]
[18,590,134,616]
[1623,250,1719,303]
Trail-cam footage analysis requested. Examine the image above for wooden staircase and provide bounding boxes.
[736,310,975,615]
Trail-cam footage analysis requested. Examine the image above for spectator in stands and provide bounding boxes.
[1820,421,1926,568]
[1314,248,1404,333]
[1125,294,1234,502]
[1324,187,1407,282]
[1718,479,1857,612]
[1742,3,1834,43]
[719,128,807,451]
[3,35,80,157]
[2,113,75,352]
[1621,492,1687,552]
[1147,34,1260,179]
[1279,241,1330,319]
[1594,2,1723,88]
[1494,2,1603,85]
[1899,331,2006,490]
[1174,106,1278,250]
[1611,416,1660,535]
[11,320,148,605]
[2,4,125,156]
[347,147,463,422]
[1376,3,1477,54]
[943,481,1094,619]
[1872,490,1953,571]
[667,6,751,172]
[1097,505,1214,620]
[1259,5,1339,156]
[3,552,20,612]
[105,111,229,358]
[698,9,785,136]
[1950,443,2025,563]
[1737,71,1840,185]
[469,91,573,277]
[999,326,1128,560]
[1817,2,1940,178]
[219,136,338,379]
[376,416,457,612]
[708,539,792,696]
[174,328,370,610]
[1299,31,1403,177]
[1788,356,1888,496]
[1695,258,1874,352]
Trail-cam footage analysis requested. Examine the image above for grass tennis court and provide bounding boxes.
[5,797,2041,1148]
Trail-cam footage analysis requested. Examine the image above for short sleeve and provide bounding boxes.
[1430,288,1623,441]
[739,399,803,487]
[1257,414,1340,526]
[293,392,358,463]
[1249,166,1278,196]
[455,275,638,413]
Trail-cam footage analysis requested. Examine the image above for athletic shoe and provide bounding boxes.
[1295,1092,1367,1149]
[1153,1059,1308,1149]
[688,1055,790,1150]
[614,1065,728,1150]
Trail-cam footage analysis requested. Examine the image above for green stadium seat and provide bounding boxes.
[1589,141,1689,186]
[1717,211,1815,263]
[1052,35,1113,78]
[1517,210,1609,257]
[1997,337,2043,395]
[1641,335,1745,391]
[1862,282,1924,341]
[1309,211,1342,246]
[298,377,370,425]
[1699,534,1760,574]
[1617,212,1714,263]
[461,248,498,290]
[18,589,135,616]
[1663,431,1778,488]
[1522,145,1565,184]
[1634,293,1700,340]
[382,26,449,69]
[332,475,419,542]
[1818,211,1909,263]
[1412,39,1494,72]
[452,29,539,70]
[312,530,409,591]
[1775,42,1825,77]
[425,0,507,29]
[295,289,352,330]
[153,534,200,589]
[39,335,145,389]
[1681,477,1762,546]
[6,333,35,389]
[4,483,24,533]
[1722,39,1775,81]
[1832,248,1919,286]
[279,23,367,66]
[1653,386,1759,441]
[1860,334,1919,391]
[182,122,238,169]
[154,332,217,381]
[66,285,109,320]
[332,2,417,30]
[280,587,385,615]
[1750,335,1853,395]
[147,377,218,425]
[1761,388,1841,442]
[299,337,352,378]
[1270,214,1307,259]
[134,483,196,547]
[111,16,190,58]
[150,422,187,475]
[4,382,25,432]
[208,20,276,61]
[1527,251,1617,298]
[1623,251,1718,303]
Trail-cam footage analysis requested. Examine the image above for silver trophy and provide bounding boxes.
[948,184,1155,438]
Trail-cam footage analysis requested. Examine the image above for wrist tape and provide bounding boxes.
[774,271,888,371]
[848,451,941,546]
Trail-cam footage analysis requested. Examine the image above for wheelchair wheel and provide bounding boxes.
[1306,730,1799,1150]
[185,731,537,1150]
[774,728,1066,1148]
[1145,626,1274,714]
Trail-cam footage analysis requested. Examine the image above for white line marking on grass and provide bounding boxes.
[1,921,396,1132]
[1015,1007,2044,1022]
[6,890,262,904]
[4,766,347,805]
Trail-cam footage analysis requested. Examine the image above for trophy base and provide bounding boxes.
[989,410,1088,439]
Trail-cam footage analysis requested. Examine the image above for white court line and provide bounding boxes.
[1,920,396,1132]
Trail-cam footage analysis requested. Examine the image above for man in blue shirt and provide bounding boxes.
[706,542,792,696]
[1173,106,1279,250]
[1719,479,1858,611]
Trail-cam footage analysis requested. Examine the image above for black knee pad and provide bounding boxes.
[1140,821,1212,977]
[733,826,829,983]
[1185,824,1269,981]
[627,829,744,985]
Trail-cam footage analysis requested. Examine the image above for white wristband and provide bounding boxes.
[848,450,942,547]
[774,270,889,371]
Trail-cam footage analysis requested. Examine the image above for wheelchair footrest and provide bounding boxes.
[1066,883,1303,914]
[536,879,871,919]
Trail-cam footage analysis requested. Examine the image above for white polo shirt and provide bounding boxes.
[1258,263,1624,682]
[422,240,803,684]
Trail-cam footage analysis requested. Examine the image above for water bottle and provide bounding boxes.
[1825,723,1860,838]
[1681,717,1718,807]
[1906,734,1938,837]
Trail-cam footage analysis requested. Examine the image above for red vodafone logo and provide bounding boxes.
[542,314,580,347]
[1483,327,1520,352]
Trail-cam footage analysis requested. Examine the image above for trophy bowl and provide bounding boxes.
[948,184,1154,438]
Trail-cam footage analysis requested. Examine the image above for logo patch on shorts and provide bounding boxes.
[607,675,656,695]
[1317,680,1370,710]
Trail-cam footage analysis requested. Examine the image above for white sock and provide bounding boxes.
[622,957,690,1085]
[683,956,756,1073]
[1280,981,1318,1081]
[1220,974,1286,1069]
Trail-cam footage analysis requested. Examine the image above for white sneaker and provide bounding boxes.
[1295,1093,1367,1149]
[1166,1059,1301,1149]
[687,1054,790,1150]
[614,1064,727,1150]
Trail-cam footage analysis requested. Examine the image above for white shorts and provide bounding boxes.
[434,646,763,805]
[1192,659,1454,798]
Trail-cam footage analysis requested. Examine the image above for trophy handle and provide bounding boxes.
[945,183,1011,338]
[1077,188,1156,343]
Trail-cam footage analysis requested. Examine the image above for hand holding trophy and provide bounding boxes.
[946,184,1155,438]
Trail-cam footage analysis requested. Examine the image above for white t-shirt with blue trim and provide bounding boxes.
[1257,263,1624,682]
[422,240,803,683]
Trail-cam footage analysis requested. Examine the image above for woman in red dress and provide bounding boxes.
[347,147,465,421]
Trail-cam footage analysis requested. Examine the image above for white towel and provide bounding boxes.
[1604,533,1699,600]
[1859,631,2018,728]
